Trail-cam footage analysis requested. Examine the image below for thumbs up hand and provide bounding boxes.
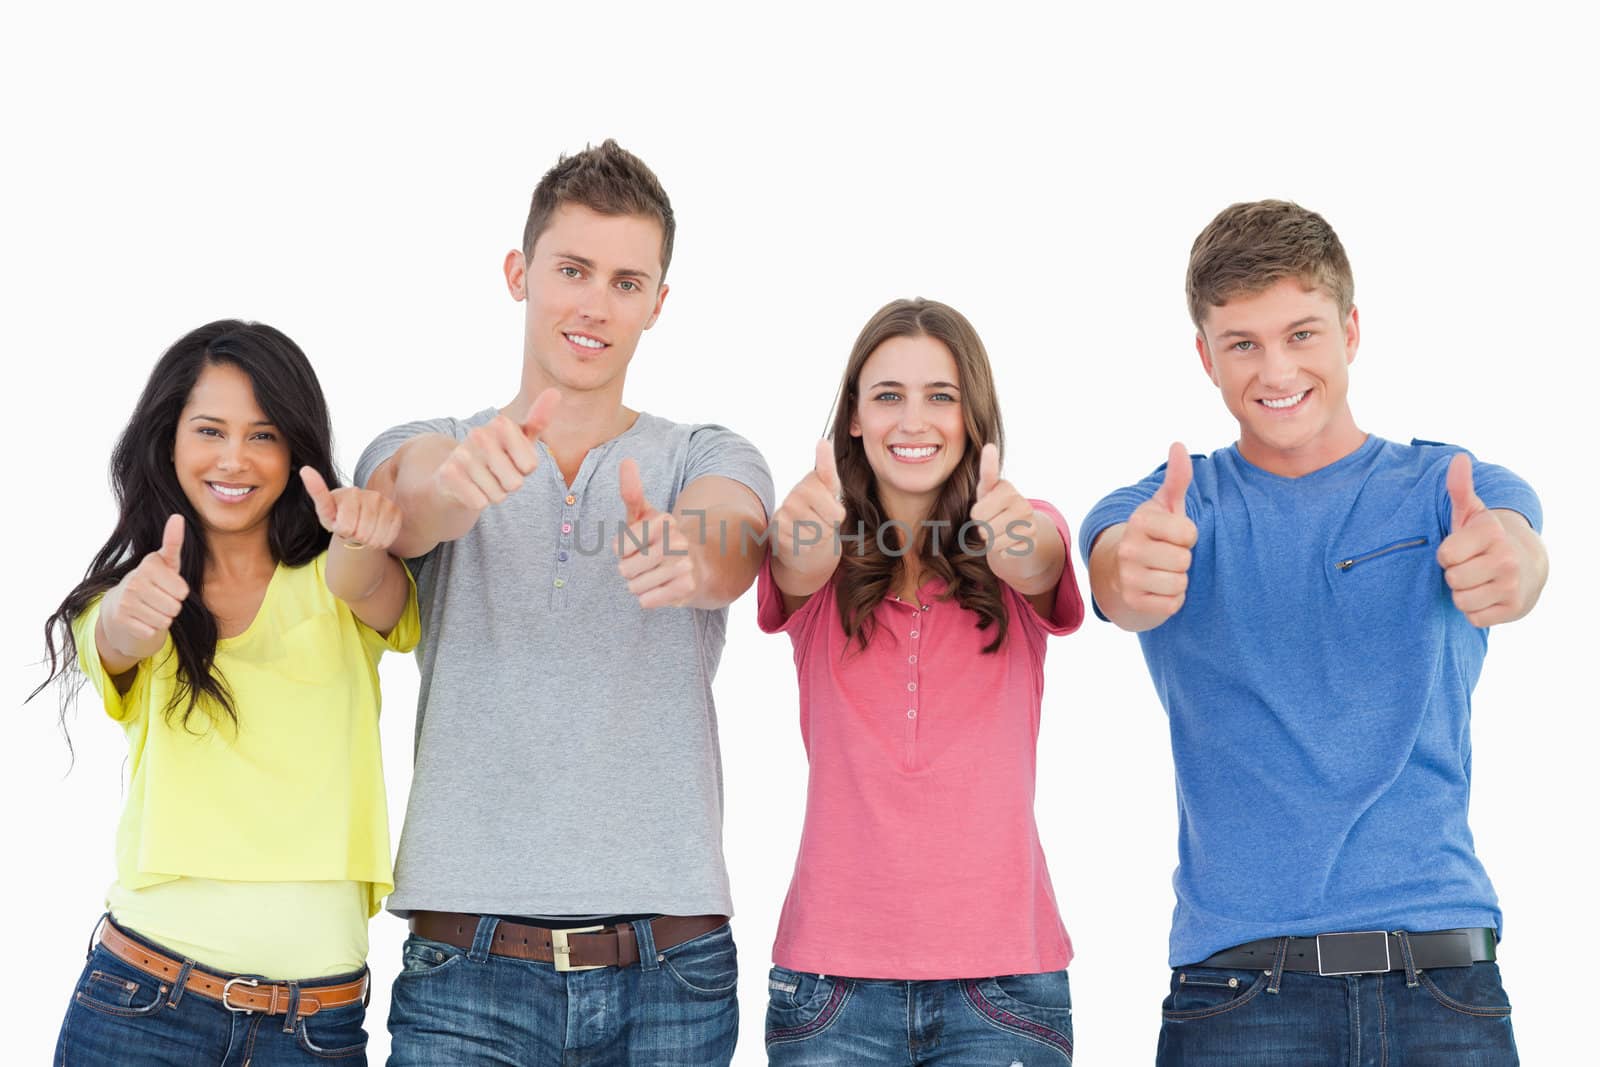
[435,388,560,513]
[969,443,1051,583]
[301,467,403,553]
[1436,453,1524,627]
[615,458,702,609]
[1112,443,1199,623]
[770,439,849,597]
[98,513,191,661]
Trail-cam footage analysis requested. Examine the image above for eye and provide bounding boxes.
[872,391,902,403]
[616,279,639,293]
[251,431,278,442]
[1291,330,1313,342]
[1231,340,1257,352]
[196,426,223,437]
[929,391,959,403]
[559,266,582,279]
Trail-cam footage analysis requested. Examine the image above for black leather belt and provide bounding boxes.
[1197,928,1496,976]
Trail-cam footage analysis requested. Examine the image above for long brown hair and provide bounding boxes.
[827,298,1009,653]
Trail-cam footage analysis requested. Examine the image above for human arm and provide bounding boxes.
[969,443,1066,618]
[615,461,770,611]
[1086,443,1198,633]
[300,467,412,634]
[768,439,848,615]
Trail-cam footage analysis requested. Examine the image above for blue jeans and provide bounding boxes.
[386,916,739,1066]
[54,919,370,1065]
[1157,938,1517,1065]
[765,966,1073,1065]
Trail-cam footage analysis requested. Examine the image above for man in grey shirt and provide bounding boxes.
[358,140,773,1066]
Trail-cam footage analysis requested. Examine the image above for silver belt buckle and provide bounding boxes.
[551,925,606,972]
[221,975,260,1013]
[1315,931,1391,976]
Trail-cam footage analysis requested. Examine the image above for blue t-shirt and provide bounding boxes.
[1080,435,1542,967]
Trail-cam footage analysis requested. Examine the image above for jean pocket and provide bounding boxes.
[297,1002,370,1060]
[963,976,1074,1058]
[71,958,168,1019]
[660,923,739,996]
[765,968,852,1046]
[1417,963,1513,1019]
[395,936,464,979]
[1161,967,1269,1022]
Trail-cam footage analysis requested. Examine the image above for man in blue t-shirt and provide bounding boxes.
[1082,200,1548,1066]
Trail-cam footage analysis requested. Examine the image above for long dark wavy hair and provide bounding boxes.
[828,298,1010,653]
[34,320,338,738]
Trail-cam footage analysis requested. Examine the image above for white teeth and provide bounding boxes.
[1261,391,1307,409]
[890,445,937,459]
[211,484,252,497]
[567,333,605,349]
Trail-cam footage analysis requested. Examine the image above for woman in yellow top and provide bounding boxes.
[37,320,419,1065]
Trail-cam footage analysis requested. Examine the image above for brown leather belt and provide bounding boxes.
[409,911,728,972]
[97,917,369,1016]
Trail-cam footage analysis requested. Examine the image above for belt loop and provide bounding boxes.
[468,916,500,963]
[281,981,302,1034]
[1266,937,1289,995]
[1396,930,1420,988]
[632,918,661,972]
[86,913,110,961]
[166,959,195,1009]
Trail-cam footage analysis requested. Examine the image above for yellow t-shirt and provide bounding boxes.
[74,552,418,969]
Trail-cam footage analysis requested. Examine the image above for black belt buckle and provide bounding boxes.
[1316,931,1391,976]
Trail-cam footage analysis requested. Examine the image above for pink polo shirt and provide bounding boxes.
[758,501,1084,979]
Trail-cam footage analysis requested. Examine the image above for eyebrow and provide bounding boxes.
[1216,315,1326,340]
[866,380,962,390]
[553,251,656,282]
[188,415,277,427]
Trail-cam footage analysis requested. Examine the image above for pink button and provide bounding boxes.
[910,630,919,639]
[907,682,916,692]
[561,523,572,534]
[907,709,917,719]
[909,655,917,664]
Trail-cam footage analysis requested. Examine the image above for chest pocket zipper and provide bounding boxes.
[1335,536,1429,572]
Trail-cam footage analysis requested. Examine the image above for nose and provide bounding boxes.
[576,280,609,323]
[1259,343,1299,391]
[898,398,929,433]
[216,437,247,472]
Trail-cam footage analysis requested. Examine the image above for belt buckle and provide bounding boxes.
[1316,931,1391,976]
[221,976,260,1013]
[551,926,606,973]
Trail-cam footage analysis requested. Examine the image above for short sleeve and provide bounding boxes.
[1017,500,1085,636]
[354,413,484,489]
[680,425,776,521]
[356,559,422,661]
[1429,447,1543,535]
[71,599,150,723]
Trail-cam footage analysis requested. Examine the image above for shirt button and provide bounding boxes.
[565,494,576,505]
[907,709,917,719]
[561,522,572,534]
[558,551,569,562]
[921,604,930,611]
[907,682,916,692]
[554,578,565,589]
[910,630,919,639]
[908,655,917,664]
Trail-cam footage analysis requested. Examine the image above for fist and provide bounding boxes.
[301,468,403,552]
[1114,443,1198,621]
[968,443,1035,561]
[100,514,190,657]
[435,388,559,512]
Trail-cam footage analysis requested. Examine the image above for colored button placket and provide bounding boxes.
[904,599,923,760]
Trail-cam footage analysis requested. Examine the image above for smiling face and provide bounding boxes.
[849,334,968,522]
[504,202,669,399]
[172,361,291,540]
[1197,277,1364,477]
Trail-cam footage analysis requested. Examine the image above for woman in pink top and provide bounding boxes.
[760,298,1084,1064]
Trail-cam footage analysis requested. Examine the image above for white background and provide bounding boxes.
[3,3,1594,1063]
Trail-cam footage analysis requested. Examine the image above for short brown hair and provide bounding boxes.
[522,139,676,280]
[1186,200,1353,328]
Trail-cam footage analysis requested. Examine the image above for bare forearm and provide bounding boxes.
[384,435,480,557]
[992,513,1065,597]
[680,509,766,610]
